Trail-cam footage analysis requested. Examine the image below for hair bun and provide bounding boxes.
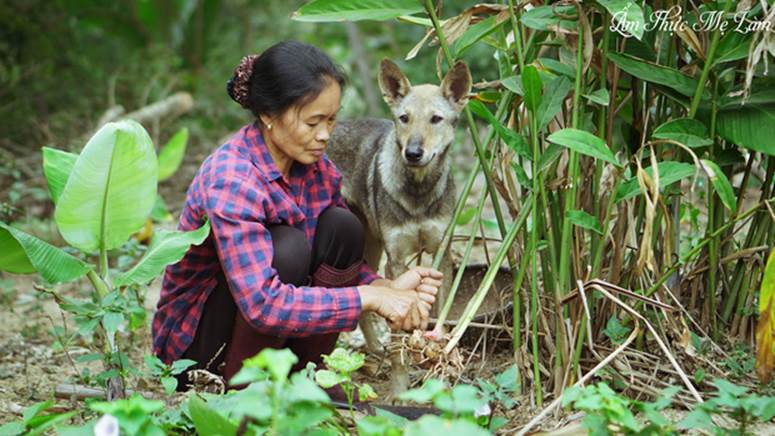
[228,54,259,108]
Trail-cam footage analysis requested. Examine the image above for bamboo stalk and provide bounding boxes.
[688,0,733,118]
[423,0,509,243]
[444,194,534,354]
[432,189,488,333]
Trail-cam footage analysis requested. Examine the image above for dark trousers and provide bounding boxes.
[178,207,366,388]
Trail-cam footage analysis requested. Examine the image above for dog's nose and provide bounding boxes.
[404,146,424,162]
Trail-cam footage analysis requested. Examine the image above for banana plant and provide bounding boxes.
[0,120,209,399]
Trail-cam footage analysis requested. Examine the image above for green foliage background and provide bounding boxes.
[0,0,492,158]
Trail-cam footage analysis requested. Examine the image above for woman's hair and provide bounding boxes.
[227,40,347,118]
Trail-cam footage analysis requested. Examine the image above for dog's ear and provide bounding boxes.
[378,59,411,107]
[441,61,472,112]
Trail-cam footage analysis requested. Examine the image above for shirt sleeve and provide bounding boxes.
[203,174,363,337]
[329,166,382,286]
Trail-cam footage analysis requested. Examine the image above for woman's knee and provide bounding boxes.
[313,207,365,270]
[269,225,311,285]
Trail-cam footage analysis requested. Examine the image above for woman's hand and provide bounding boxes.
[392,267,443,306]
[358,285,435,331]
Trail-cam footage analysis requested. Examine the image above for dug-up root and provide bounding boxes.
[391,330,467,384]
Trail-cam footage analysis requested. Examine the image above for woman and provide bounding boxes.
[152,40,441,387]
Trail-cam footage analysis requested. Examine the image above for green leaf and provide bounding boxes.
[150,194,173,222]
[0,222,91,283]
[566,209,603,235]
[714,32,752,66]
[242,348,298,382]
[23,401,53,425]
[0,422,25,436]
[652,386,680,410]
[547,128,621,167]
[278,402,333,434]
[453,16,505,58]
[357,416,400,436]
[0,223,35,274]
[701,160,736,214]
[653,118,713,148]
[501,75,523,96]
[456,207,477,226]
[315,369,347,389]
[537,142,564,173]
[714,92,775,156]
[323,347,365,374]
[607,52,702,98]
[76,353,103,364]
[520,5,576,31]
[468,100,530,159]
[759,249,775,317]
[170,358,197,375]
[494,365,519,393]
[537,58,576,79]
[161,376,178,394]
[399,379,446,404]
[292,0,423,22]
[143,354,166,374]
[597,0,645,40]
[114,220,210,287]
[445,384,488,415]
[157,127,188,181]
[511,162,531,187]
[584,88,610,106]
[286,373,331,404]
[404,415,490,436]
[55,120,158,253]
[359,383,378,401]
[42,147,78,205]
[677,408,714,431]
[229,366,268,386]
[521,65,542,114]
[538,75,573,130]
[102,312,124,337]
[603,315,631,344]
[615,161,696,202]
[188,396,237,436]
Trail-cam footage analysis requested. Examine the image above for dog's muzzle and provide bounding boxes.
[404,146,424,164]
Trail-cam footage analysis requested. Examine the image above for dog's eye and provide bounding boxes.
[398,114,409,123]
[430,115,443,124]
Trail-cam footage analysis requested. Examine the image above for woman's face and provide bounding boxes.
[261,78,341,173]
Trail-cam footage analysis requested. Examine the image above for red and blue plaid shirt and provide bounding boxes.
[152,121,380,363]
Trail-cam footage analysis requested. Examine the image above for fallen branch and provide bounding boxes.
[55,384,156,401]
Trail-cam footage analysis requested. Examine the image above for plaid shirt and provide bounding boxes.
[152,121,380,363]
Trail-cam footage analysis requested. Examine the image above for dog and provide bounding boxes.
[327,59,472,396]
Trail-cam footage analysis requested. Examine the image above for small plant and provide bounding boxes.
[562,382,680,435]
[0,121,209,399]
[188,347,339,435]
[0,401,75,436]
[315,348,378,416]
[399,378,498,432]
[477,364,520,410]
[144,355,197,394]
[603,315,632,346]
[678,379,775,435]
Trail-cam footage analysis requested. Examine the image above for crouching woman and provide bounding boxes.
[151,40,441,389]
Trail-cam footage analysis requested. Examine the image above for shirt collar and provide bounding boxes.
[243,121,320,183]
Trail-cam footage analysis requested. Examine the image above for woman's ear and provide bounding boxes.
[258,114,273,130]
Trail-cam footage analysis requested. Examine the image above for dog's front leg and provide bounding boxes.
[383,250,412,399]
[360,229,385,356]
